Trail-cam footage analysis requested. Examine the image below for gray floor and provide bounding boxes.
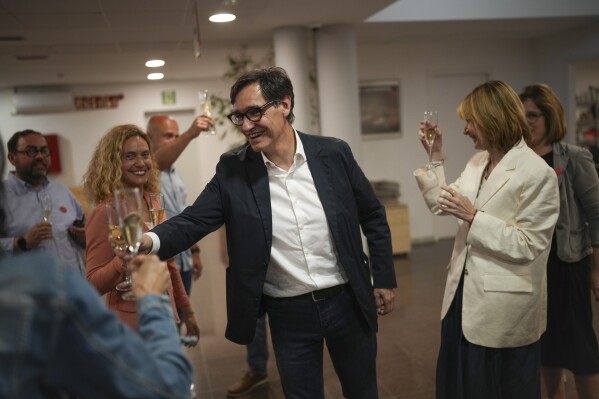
[186,238,599,398]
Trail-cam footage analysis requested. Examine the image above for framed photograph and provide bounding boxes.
[359,80,400,137]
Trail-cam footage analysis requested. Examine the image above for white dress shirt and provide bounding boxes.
[147,131,348,297]
[261,131,347,297]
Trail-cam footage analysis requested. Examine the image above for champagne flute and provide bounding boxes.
[39,191,52,222]
[106,203,132,295]
[199,89,216,135]
[147,192,165,229]
[37,190,59,252]
[423,111,438,168]
[114,188,144,301]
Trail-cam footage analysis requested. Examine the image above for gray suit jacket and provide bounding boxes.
[552,141,599,262]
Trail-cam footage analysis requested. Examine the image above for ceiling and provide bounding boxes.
[1,0,598,89]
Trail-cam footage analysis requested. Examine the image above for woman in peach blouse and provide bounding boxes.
[82,124,199,343]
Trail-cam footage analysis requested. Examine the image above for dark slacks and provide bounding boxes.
[264,287,378,399]
[177,269,193,329]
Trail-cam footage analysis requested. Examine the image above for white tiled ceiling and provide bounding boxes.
[0,0,597,88]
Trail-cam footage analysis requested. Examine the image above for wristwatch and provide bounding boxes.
[16,237,28,251]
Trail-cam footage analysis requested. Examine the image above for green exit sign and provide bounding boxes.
[161,90,176,105]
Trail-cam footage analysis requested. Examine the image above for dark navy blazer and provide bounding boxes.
[153,131,397,344]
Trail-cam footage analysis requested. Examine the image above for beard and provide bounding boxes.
[20,160,49,185]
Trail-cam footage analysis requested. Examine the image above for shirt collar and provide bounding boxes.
[8,172,49,192]
[260,128,306,169]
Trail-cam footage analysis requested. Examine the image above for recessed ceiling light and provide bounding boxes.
[209,13,236,23]
[145,59,165,67]
[147,73,164,80]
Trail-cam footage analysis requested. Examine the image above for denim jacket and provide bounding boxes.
[0,253,192,399]
[553,142,599,262]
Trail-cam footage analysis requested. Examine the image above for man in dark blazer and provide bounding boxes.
[141,67,397,398]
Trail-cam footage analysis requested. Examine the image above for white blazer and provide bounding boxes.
[414,139,559,348]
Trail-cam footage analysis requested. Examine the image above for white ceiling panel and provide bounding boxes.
[0,0,99,14]
[16,13,108,29]
[99,0,190,12]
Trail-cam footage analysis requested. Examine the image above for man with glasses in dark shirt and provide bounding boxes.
[0,130,86,273]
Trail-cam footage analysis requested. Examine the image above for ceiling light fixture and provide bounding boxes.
[209,13,236,23]
[147,73,164,80]
[145,59,165,67]
[193,0,202,59]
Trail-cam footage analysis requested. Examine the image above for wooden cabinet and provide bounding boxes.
[69,186,90,217]
[385,203,411,255]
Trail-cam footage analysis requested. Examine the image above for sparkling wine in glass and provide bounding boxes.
[423,111,438,167]
[39,191,52,222]
[114,188,144,301]
[106,203,132,294]
[147,192,165,229]
[199,89,216,135]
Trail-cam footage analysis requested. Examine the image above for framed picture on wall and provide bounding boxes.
[359,80,400,137]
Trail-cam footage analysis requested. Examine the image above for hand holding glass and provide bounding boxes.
[199,90,216,135]
[114,188,144,301]
[423,111,438,167]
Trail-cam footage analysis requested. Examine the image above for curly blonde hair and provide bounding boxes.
[83,124,160,204]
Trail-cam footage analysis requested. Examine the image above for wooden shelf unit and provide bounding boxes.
[385,203,411,255]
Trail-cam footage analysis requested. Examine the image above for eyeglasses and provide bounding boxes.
[525,111,544,123]
[227,101,278,126]
[15,147,51,158]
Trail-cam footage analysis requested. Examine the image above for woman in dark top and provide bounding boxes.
[520,83,599,399]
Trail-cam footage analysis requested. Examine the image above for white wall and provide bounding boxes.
[534,23,599,143]
[358,38,534,242]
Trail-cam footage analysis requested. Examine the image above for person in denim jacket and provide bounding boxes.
[0,253,193,399]
[0,136,193,399]
[521,83,599,399]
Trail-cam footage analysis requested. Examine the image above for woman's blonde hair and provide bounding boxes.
[83,124,160,204]
[457,80,530,154]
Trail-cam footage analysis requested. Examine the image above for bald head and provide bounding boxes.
[147,115,180,151]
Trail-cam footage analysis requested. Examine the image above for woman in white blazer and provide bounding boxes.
[520,83,599,399]
[414,80,560,398]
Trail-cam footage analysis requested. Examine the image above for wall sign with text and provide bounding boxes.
[74,94,124,110]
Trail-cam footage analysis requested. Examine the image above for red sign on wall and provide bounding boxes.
[44,134,61,174]
[74,94,124,110]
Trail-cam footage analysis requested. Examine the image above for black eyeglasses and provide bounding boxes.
[525,111,544,123]
[15,146,51,158]
[227,101,278,126]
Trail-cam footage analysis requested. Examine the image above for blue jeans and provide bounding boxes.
[177,269,193,328]
[247,314,269,375]
[264,287,378,399]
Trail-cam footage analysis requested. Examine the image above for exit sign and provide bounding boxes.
[161,90,176,105]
